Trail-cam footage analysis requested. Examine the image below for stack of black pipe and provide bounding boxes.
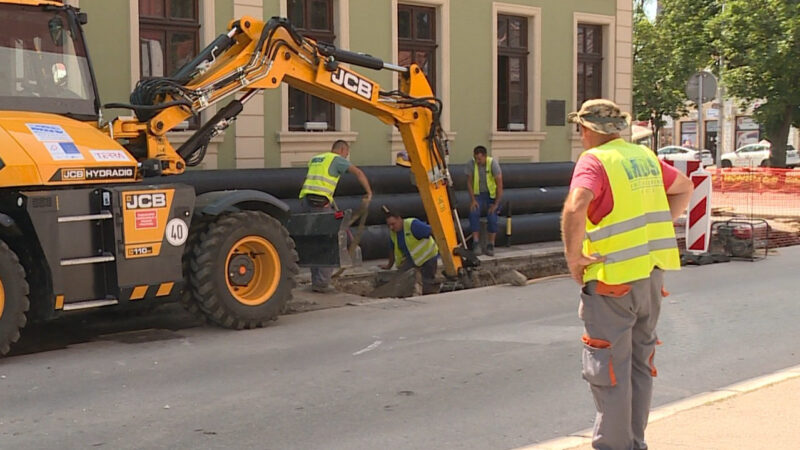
[169,162,574,260]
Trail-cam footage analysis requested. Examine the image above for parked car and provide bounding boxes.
[699,150,714,167]
[721,143,800,168]
[657,146,710,166]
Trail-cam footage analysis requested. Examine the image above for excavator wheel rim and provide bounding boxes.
[225,236,281,306]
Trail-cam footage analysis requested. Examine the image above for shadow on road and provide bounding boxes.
[7,303,205,357]
[6,286,368,358]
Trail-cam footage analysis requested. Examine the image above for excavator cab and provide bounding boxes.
[0,2,99,121]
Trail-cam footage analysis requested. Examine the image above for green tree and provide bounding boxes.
[633,0,717,149]
[633,3,677,149]
[712,0,800,167]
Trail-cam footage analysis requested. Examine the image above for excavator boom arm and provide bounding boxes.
[111,16,469,277]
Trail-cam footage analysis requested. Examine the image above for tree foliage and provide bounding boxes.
[632,0,717,149]
[635,0,800,166]
[632,4,680,148]
[712,0,800,167]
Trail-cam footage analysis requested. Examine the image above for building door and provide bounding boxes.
[705,120,718,158]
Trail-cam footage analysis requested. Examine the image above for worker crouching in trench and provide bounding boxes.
[381,206,441,295]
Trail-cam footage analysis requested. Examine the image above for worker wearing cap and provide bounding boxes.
[466,145,503,256]
[299,139,372,293]
[395,151,418,187]
[561,99,693,450]
[381,207,440,295]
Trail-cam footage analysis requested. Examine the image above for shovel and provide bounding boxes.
[331,196,371,279]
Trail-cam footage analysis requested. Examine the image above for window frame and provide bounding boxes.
[576,23,603,108]
[489,4,544,162]
[138,0,200,78]
[287,0,337,131]
[496,14,529,131]
[705,119,718,154]
[735,115,763,149]
[138,0,201,129]
[289,0,335,33]
[571,13,616,118]
[397,3,438,91]
[680,121,698,148]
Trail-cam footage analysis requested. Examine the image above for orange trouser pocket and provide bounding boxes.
[582,335,617,387]
[595,281,631,298]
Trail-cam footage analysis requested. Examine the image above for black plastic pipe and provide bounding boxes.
[164,162,575,199]
[289,187,568,226]
[162,163,572,258]
[449,162,575,190]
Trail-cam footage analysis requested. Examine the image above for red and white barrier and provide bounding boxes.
[663,159,713,254]
[670,160,701,176]
[686,167,713,254]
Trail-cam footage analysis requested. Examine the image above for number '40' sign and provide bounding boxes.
[166,218,189,246]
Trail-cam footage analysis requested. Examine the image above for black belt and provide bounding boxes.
[305,194,330,208]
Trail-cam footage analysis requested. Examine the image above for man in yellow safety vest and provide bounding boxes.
[466,145,503,256]
[561,99,693,450]
[381,206,440,295]
[299,140,372,293]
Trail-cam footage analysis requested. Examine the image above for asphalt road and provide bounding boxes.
[2,247,799,450]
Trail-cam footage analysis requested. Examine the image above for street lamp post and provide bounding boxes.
[697,76,705,154]
[716,1,726,167]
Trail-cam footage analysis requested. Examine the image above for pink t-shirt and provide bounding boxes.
[570,152,680,225]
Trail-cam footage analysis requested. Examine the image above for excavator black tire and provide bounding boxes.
[0,240,30,356]
[188,211,298,329]
[180,215,213,320]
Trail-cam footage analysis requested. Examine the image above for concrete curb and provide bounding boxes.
[515,363,800,450]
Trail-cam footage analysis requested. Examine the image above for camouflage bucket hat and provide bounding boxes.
[568,99,631,135]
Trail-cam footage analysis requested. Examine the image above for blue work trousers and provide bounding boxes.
[469,193,499,234]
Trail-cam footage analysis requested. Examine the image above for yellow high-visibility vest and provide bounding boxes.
[390,218,439,267]
[473,156,498,198]
[582,139,681,284]
[299,152,341,202]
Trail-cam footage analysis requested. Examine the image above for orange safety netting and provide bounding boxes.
[704,168,800,249]
[709,168,800,194]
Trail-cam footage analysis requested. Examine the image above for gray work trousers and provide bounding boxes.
[397,257,439,295]
[300,197,334,288]
[579,269,664,450]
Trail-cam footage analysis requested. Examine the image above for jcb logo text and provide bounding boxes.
[331,68,373,100]
[125,193,167,210]
[62,169,86,180]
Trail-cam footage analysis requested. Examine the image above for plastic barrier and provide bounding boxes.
[687,168,713,254]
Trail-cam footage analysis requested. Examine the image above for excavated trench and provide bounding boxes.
[168,163,575,300]
[299,244,569,299]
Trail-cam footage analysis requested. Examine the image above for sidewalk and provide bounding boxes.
[526,364,800,450]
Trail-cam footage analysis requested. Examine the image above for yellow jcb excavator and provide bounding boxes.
[0,0,476,356]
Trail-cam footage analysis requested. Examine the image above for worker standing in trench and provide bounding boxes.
[299,140,373,293]
[561,99,693,450]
